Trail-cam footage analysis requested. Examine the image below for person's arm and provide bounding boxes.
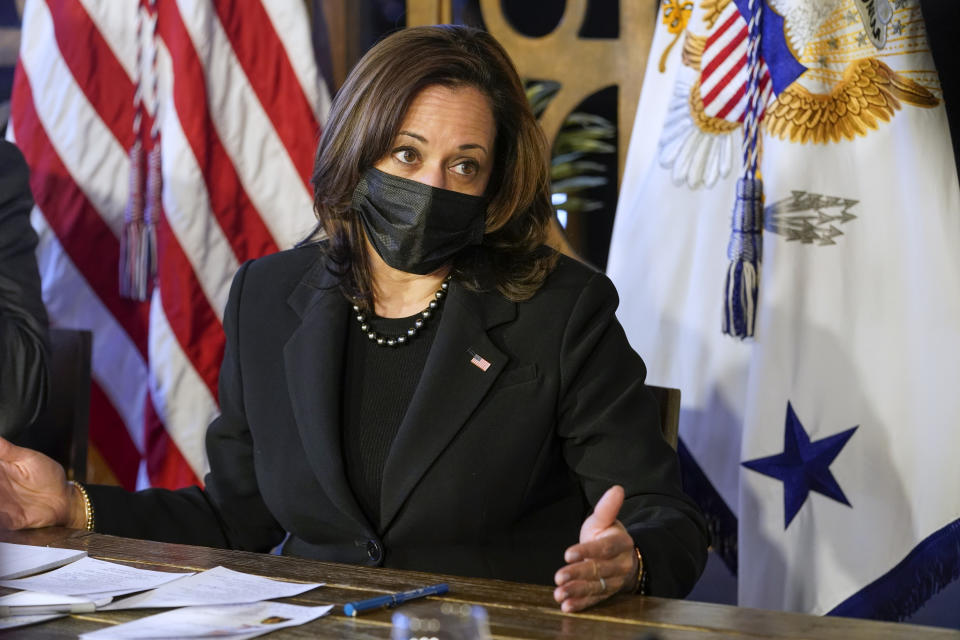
[0,141,49,439]
[0,260,285,554]
[553,270,708,606]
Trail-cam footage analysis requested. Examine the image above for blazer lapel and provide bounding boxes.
[379,282,516,530]
[283,260,372,533]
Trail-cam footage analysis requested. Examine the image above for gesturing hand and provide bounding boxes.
[0,437,75,530]
[553,485,639,612]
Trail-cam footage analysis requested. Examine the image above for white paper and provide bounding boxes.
[0,591,112,616]
[0,541,87,579]
[102,566,323,610]
[79,601,334,639]
[0,557,193,598]
[0,612,65,630]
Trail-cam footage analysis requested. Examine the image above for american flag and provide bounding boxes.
[7,0,329,489]
[699,0,772,122]
[469,350,491,372]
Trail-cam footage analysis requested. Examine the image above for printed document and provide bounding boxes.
[80,601,334,639]
[0,542,86,579]
[102,566,323,610]
[0,591,112,616]
[0,612,64,631]
[0,557,193,598]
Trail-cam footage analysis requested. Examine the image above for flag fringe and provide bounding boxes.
[143,144,160,288]
[829,518,960,621]
[118,143,158,301]
[119,140,147,300]
[723,259,758,338]
[722,177,763,339]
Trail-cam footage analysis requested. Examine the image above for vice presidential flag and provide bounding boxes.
[7,0,329,489]
[608,0,960,618]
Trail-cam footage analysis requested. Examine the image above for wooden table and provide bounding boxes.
[1,528,956,639]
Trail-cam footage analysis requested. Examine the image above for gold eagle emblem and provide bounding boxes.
[681,31,938,144]
[765,58,938,144]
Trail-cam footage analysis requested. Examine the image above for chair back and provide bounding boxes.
[647,384,680,450]
[14,328,92,482]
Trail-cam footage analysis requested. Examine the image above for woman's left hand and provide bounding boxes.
[553,485,638,612]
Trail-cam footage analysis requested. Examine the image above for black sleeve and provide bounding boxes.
[557,270,709,597]
[87,260,286,552]
[0,141,49,440]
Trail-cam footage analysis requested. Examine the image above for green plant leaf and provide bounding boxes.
[525,81,560,118]
[554,138,616,155]
[526,79,615,217]
[550,151,586,166]
[552,175,608,192]
[562,112,616,132]
[556,127,615,142]
[550,160,607,181]
[557,197,605,215]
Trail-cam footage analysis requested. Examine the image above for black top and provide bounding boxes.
[342,307,440,530]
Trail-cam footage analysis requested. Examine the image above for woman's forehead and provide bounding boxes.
[396,85,495,150]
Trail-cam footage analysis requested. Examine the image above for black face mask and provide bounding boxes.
[351,167,487,275]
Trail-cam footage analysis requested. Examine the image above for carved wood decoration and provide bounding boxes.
[406,0,657,186]
[320,0,360,91]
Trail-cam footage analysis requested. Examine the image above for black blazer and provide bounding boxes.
[0,140,48,439]
[90,245,707,596]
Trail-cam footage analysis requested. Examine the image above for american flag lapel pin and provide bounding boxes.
[468,348,491,372]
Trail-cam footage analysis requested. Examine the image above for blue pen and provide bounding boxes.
[343,583,449,616]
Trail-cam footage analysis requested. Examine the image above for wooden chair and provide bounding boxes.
[14,328,92,482]
[647,384,681,450]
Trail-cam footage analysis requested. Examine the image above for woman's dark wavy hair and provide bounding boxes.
[308,25,557,310]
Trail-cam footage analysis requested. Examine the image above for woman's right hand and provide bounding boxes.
[0,437,80,530]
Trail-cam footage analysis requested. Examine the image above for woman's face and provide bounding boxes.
[373,84,496,197]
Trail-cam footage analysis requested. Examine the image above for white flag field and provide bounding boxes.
[608,0,960,619]
[7,0,329,490]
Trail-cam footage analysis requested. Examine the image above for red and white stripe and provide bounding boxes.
[699,1,773,123]
[9,0,328,490]
[470,353,491,372]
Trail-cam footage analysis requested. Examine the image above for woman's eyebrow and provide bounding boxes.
[459,143,488,155]
[398,130,427,142]
[398,130,488,155]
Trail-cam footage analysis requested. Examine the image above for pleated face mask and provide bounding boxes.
[351,167,487,275]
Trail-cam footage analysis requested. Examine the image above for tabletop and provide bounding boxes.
[1,528,956,639]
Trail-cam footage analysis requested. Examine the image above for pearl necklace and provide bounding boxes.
[353,276,451,347]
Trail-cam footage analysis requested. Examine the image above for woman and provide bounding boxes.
[0,25,707,612]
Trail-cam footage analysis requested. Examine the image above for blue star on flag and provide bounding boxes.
[742,402,858,528]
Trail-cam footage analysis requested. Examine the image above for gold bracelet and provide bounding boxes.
[69,481,94,532]
[632,546,646,594]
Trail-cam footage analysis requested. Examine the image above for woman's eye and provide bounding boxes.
[453,161,478,176]
[393,148,418,164]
